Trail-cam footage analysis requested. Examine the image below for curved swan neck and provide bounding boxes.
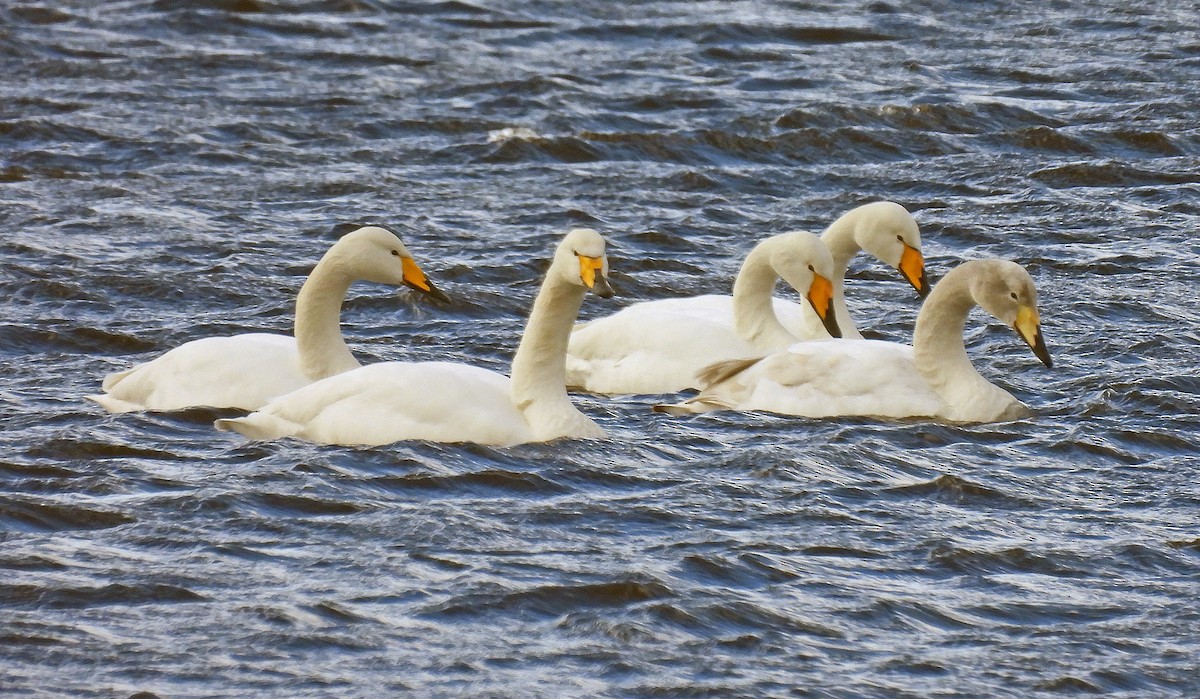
[510,273,586,419]
[912,266,986,399]
[821,209,867,339]
[294,255,359,380]
[821,209,866,275]
[731,240,796,349]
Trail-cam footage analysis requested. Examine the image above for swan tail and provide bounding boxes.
[652,395,731,416]
[101,367,136,392]
[91,366,148,412]
[214,412,300,441]
[695,356,762,389]
[85,392,145,414]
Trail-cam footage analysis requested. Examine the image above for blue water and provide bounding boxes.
[2,1,1199,696]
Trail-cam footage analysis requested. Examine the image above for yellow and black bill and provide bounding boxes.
[807,273,841,338]
[899,243,931,298]
[1014,305,1052,368]
[402,258,451,303]
[577,254,614,299]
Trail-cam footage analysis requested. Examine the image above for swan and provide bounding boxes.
[803,200,931,340]
[564,202,928,396]
[655,259,1052,423]
[215,228,615,447]
[564,231,843,395]
[87,225,449,413]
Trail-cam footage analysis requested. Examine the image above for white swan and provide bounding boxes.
[564,231,842,395]
[215,228,615,447]
[800,200,931,340]
[87,225,449,413]
[655,259,1052,423]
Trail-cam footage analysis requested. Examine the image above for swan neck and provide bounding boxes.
[821,210,864,274]
[731,243,794,349]
[294,257,359,380]
[821,211,865,339]
[510,274,585,416]
[912,271,981,396]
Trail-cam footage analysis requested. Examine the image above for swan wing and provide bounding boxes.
[88,334,308,412]
[566,295,761,394]
[217,361,533,447]
[662,340,946,419]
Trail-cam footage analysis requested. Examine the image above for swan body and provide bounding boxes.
[566,231,842,395]
[217,228,615,447]
[87,225,448,413]
[656,259,1052,423]
[216,361,534,446]
[92,334,312,413]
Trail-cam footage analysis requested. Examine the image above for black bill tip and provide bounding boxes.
[1030,328,1052,368]
[406,280,451,304]
[818,302,842,339]
[591,274,615,299]
[914,269,931,298]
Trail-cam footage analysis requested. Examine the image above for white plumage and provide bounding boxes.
[565,202,929,395]
[566,231,841,395]
[811,201,930,340]
[216,228,615,447]
[87,225,447,413]
[656,259,1052,423]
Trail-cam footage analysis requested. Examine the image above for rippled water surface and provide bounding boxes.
[3,1,1200,696]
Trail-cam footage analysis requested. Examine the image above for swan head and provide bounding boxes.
[852,201,931,298]
[771,231,842,338]
[970,259,1052,368]
[334,225,450,303]
[556,227,614,298]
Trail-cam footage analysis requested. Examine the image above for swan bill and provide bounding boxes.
[1014,305,1052,368]
[578,255,614,298]
[806,273,841,338]
[900,244,930,298]
[590,274,614,299]
[402,258,451,303]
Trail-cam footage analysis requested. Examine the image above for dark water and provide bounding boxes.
[3,1,1200,696]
